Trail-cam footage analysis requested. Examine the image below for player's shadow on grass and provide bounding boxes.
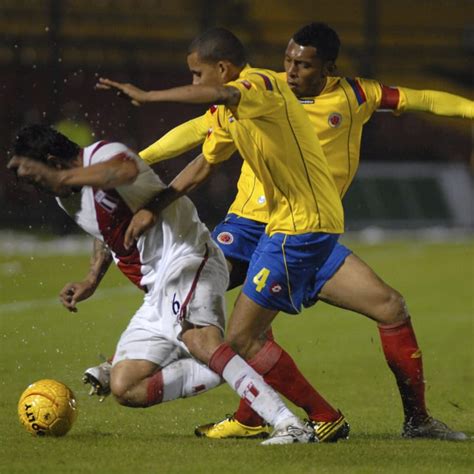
[351,432,411,441]
[70,430,201,441]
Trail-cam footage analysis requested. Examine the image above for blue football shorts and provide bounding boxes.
[212,213,265,264]
[212,214,352,311]
[243,232,338,314]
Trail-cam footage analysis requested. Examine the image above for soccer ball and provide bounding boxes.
[18,379,78,437]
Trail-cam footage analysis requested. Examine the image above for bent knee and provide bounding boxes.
[110,376,132,405]
[379,289,409,324]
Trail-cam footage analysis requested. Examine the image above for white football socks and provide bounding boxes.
[161,358,222,402]
[221,354,299,429]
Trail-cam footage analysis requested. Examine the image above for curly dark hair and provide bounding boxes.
[13,124,80,163]
[292,22,341,62]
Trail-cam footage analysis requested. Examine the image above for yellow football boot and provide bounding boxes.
[307,412,350,442]
[194,415,272,439]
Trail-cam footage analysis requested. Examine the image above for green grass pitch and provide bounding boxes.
[0,239,472,473]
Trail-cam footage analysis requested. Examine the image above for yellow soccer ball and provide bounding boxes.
[18,379,78,437]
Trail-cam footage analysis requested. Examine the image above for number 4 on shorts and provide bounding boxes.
[253,267,270,292]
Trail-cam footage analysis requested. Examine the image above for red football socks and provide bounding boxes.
[378,317,427,421]
[234,340,340,426]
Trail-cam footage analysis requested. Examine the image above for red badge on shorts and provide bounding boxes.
[270,282,282,294]
[217,232,234,245]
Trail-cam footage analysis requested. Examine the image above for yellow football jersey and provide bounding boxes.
[202,66,344,236]
[139,115,209,165]
[139,74,472,226]
[229,75,405,221]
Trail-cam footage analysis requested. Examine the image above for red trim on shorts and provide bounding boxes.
[178,244,210,322]
[379,85,400,110]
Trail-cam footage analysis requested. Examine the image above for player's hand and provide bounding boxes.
[7,156,69,195]
[124,208,157,250]
[59,280,97,312]
[95,78,149,106]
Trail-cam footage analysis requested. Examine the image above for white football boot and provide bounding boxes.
[82,360,112,402]
[261,418,316,445]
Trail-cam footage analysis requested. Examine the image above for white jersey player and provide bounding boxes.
[8,124,314,445]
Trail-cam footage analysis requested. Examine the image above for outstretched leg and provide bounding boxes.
[318,253,466,440]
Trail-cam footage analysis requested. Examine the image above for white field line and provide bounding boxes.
[0,228,472,257]
[0,286,137,314]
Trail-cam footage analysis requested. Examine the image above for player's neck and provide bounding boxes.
[312,77,327,97]
[297,77,327,99]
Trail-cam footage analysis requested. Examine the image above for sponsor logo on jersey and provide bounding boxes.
[328,112,342,128]
[299,98,315,104]
[257,195,266,204]
[270,282,282,294]
[94,189,119,213]
[217,231,234,245]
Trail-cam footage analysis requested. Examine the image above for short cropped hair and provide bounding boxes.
[292,23,340,62]
[188,27,247,67]
[13,124,80,163]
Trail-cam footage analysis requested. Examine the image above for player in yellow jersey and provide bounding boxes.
[97,27,349,444]
[135,24,471,441]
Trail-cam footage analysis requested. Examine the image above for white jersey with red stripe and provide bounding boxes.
[57,141,216,292]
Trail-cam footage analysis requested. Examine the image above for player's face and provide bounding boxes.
[187,52,225,87]
[284,39,329,97]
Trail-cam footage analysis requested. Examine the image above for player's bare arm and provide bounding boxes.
[7,155,71,196]
[96,78,241,108]
[59,238,113,312]
[124,154,216,249]
[8,155,138,192]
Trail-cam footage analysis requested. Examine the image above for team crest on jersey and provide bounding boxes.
[270,282,282,294]
[94,190,119,213]
[257,195,266,204]
[217,231,234,245]
[328,112,342,128]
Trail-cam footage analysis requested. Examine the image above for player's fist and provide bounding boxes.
[59,281,97,312]
[124,209,157,250]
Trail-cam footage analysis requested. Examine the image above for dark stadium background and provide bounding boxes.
[1,0,472,233]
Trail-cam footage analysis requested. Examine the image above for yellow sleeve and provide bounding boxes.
[139,115,208,165]
[398,87,474,119]
[202,108,237,164]
[226,73,282,120]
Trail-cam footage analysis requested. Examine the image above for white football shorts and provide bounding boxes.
[113,243,229,367]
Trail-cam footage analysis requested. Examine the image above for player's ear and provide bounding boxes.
[218,60,234,82]
[217,61,227,77]
[322,60,337,77]
[46,154,64,169]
